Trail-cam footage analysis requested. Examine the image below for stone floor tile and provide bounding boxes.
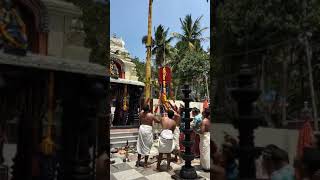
[145,172,172,180]
[113,169,144,180]
[132,177,149,180]
[135,166,159,176]
[110,163,133,173]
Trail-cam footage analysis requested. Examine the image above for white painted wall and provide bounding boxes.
[211,123,299,164]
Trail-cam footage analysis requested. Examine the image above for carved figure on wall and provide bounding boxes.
[0,0,28,55]
[110,60,120,78]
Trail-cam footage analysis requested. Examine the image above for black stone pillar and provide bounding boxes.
[230,64,261,179]
[128,87,143,126]
[128,88,134,125]
[11,112,33,180]
[71,79,96,180]
[59,76,92,180]
[179,84,197,179]
[11,79,44,180]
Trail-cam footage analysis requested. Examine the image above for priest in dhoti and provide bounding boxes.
[199,108,211,171]
[136,105,160,167]
[172,109,183,164]
[157,110,176,171]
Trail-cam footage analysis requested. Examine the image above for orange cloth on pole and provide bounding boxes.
[203,99,209,111]
[297,120,313,158]
[295,119,313,180]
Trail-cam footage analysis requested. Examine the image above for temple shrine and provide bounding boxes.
[0,0,108,179]
[110,35,144,128]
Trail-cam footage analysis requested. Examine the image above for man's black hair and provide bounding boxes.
[143,105,150,112]
[168,110,174,119]
[192,107,200,113]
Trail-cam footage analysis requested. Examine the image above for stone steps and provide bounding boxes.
[110,135,138,143]
[110,128,138,148]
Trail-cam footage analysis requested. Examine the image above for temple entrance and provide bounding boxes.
[111,83,143,128]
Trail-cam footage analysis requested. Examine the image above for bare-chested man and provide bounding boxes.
[136,105,160,168]
[199,108,211,171]
[157,110,176,171]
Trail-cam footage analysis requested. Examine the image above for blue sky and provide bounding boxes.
[110,0,210,61]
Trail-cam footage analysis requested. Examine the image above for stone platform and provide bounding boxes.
[110,140,210,180]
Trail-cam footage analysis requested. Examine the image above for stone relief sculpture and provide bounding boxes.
[0,0,28,55]
[110,60,120,78]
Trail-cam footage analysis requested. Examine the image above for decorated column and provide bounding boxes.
[230,64,261,179]
[179,84,197,179]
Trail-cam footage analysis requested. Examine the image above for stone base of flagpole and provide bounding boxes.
[171,170,206,180]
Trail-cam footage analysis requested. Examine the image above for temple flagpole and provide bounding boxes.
[145,0,153,106]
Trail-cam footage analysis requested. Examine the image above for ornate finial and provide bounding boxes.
[181,84,191,98]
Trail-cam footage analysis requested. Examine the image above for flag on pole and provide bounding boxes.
[297,119,314,158]
[203,99,209,111]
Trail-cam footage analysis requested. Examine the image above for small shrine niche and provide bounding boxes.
[0,0,48,55]
[110,60,120,78]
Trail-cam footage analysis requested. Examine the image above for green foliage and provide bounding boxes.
[132,57,146,82]
[139,14,208,100]
[173,14,208,57]
[142,25,174,67]
[66,0,108,66]
[215,0,320,125]
[177,50,209,82]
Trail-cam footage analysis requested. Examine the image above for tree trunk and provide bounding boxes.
[281,50,288,127]
[260,56,266,95]
[305,37,318,131]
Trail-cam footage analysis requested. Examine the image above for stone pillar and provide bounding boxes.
[230,64,261,179]
[179,84,197,179]
[11,77,45,180]
[71,79,95,180]
[128,86,142,126]
[11,113,33,180]
[58,80,77,180]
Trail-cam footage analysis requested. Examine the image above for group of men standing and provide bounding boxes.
[135,104,211,172]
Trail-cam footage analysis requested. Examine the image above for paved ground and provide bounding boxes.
[110,139,210,180]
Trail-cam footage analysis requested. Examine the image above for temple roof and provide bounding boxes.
[110,77,144,86]
[110,36,130,57]
[0,52,107,77]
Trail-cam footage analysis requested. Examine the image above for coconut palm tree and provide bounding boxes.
[142,25,174,67]
[173,14,208,53]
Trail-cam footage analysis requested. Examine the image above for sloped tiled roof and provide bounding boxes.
[0,52,107,77]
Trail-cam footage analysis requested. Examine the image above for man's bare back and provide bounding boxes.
[161,116,176,132]
[140,111,159,126]
[200,118,210,133]
[173,112,181,127]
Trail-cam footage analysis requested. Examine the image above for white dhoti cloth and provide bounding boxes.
[173,127,180,150]
[158,129,174,154]
[136,125,153,155]
[200,132,210,170]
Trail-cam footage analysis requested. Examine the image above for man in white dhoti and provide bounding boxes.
[172,109,182,164]
[157,110,176,171]
[136,105,160,168]
[199,108,210,171]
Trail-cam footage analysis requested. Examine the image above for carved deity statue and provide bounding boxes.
[0,0,28,55]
